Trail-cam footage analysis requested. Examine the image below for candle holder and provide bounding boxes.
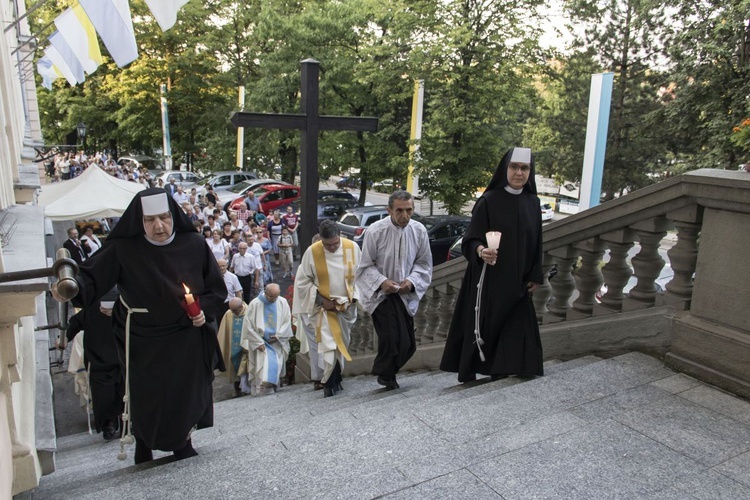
[486,231,502,250]
[180,295,202,317]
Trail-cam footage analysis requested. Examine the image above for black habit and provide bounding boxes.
[66,288,123,433]
[73,188,226,452]
[440,149,544,382]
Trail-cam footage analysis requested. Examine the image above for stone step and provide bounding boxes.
[33,357,600,497]
[36,352,750,500]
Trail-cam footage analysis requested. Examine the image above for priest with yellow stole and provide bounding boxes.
[293,220,360,398]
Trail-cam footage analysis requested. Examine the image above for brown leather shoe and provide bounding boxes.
[313,381,324,391]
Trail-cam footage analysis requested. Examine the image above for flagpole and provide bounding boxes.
[236,86,245,170]
[406,79,424,195]
[160,84,173,170]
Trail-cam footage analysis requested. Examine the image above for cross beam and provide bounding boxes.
[230,59,378,257]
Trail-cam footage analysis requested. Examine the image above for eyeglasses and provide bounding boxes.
[509,163,531,173]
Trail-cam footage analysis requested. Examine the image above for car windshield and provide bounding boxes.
[419,219,436,230]
[228,180,253,194]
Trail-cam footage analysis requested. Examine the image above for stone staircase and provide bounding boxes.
[29,353,750,499]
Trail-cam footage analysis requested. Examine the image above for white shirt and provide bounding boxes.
[231,252,258,276]
[222,271,242,302]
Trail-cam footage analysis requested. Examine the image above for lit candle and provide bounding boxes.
[183,283,194,304]
[486,231,502,250]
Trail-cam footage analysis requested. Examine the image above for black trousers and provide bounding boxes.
[371,294,416,378]
[237,273,254,304]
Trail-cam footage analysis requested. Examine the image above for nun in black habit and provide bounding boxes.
[65,287,123,441]
[440,147,544,382]
[54,188,226,463]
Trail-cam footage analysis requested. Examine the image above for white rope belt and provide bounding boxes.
[117,296,148,461]
[474,262,488,362]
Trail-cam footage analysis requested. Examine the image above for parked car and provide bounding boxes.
[336,176,372,190]
[291,198,363,227]
[418,215,471,266]
[219,178,292,210]
[318,189,356,202]
[154,170,202,188]
[226,183,301,215]
[372,178,395,193]
[197,171,257,199]
[337,206,422,247]
[541,201,554,222]
[117,155,163,171]
[446,236,464,262]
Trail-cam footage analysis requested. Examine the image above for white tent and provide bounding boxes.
[39,165,146,221]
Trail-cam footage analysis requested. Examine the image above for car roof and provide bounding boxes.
[418,215,471,223]
[342,205,389,214]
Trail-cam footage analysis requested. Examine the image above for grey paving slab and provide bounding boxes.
[670,469,750,500]
[569,384,672,423]
[677,384,750,426]
[380,468,503,500]
[615,394,750,467]
[713,451,750,488]
[650,373,702,394]
[468,419,706,500]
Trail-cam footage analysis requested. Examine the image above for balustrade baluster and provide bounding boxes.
[435,281,460,341]
[417,289,437,345]
[568,238,606,320]
[544,245,579,324]
[660,206,702,309]
[624,217,672,311]
[594,229,635,315]
[533,252,555,322]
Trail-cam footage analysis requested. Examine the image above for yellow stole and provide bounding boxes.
[311,239,356,361]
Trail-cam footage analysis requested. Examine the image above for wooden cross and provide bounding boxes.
[230,59,379,256]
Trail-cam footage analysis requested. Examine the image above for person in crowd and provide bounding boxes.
[216,297,247,397]
[231,242,261,304]
[173,185,189,205]
[282,205,300,259]
[205,185,219,207]
[244,190,261,213]
[184,203,199,223]
[202,225,213,242]
[229,210,244,231]
[221,221,234,242]
[63,288,123,441]
[228,229,243,260]
[213,207,228,225]
[294,221,360,397]
[217,258,242,318]
[63,227,90,266]
[206,215,221,232]
[278,226,294,279]
[256,229,274,286]
[207,229,230,261]
[239,284,293,395]
[266,210,286,266]
[165,177,178,196]
[236,204,252,226]
[440,147,544,382]
[354,190,432,390]
[202,199,217,221]
[79,225,102,258]
[51,188,226,464]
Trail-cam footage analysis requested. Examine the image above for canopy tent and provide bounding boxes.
[39,165,146,221]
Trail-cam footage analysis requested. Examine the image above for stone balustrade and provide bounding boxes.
[342,169,750,399]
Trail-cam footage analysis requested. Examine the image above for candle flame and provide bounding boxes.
[183,283,190,294]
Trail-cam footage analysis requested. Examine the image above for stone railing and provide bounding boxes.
[339,169,750,397]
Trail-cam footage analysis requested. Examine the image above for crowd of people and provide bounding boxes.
[53,147,545,469]
[44,150,161,186]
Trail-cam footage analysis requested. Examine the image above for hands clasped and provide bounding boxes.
[380,279,413,295]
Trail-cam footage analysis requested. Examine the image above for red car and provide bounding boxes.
[228,184,301,216]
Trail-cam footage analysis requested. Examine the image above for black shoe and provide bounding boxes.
[173,439,199,461]
[323,387,336,398]
[134,438,153,464]
[377,376,398,390]
[491,374,509,381]
[102,421,118,441]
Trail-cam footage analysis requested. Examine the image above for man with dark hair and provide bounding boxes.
[294,220,360,396]
[63,227,89,266]
[355,190,432,390]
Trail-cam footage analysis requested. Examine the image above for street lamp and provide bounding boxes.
[76,122,87,152]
